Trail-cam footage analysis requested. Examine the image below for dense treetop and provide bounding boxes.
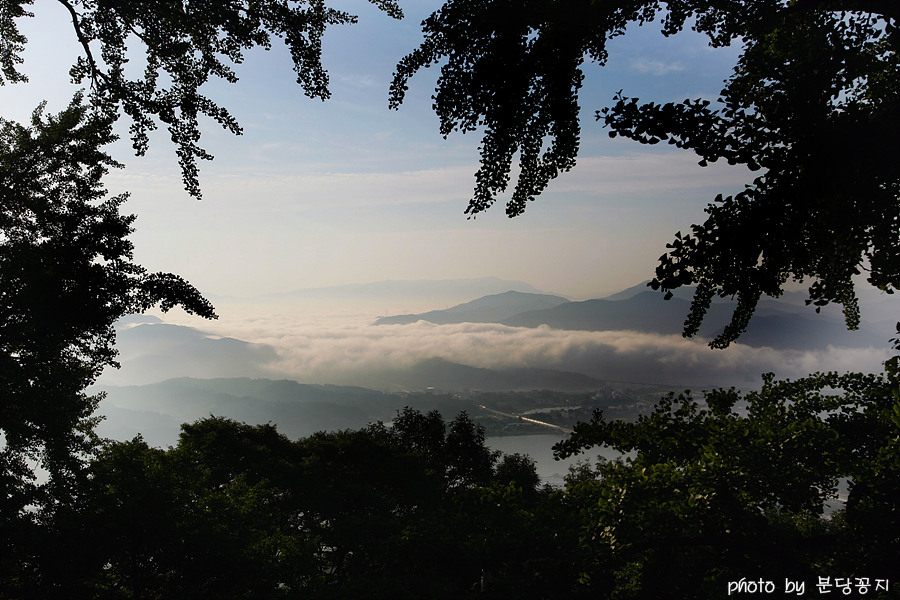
[0,97,216,517]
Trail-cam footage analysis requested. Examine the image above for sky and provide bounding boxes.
[9,0,899,419]
[6,0,753,301]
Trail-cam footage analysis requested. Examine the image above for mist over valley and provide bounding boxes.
[95,278,899,464]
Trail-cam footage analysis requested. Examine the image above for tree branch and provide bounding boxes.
[56,0,104,88]
[787,0,900,22]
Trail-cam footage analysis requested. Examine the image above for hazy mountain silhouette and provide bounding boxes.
[96,377,396,446]
[723,313,890,350]
[500,292,716,335]
[607,281,900,323]
[602,282,698,303]
[371,285,890,350]
[95,364,602,447]
[500,291,888,349]
[349,357,605,392]
[587,282,818,317]
[102,323,281,385]
[374,291,570,325]
[115,313,165,326]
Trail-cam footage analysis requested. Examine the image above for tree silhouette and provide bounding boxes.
[0,0,402,198]
[0,2,403,586]
[554,363,900,598]
[0,97,215,595]
[391,0,899,346]
[48,411,562,599]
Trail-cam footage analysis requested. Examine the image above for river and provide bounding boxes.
[487,433,623,487]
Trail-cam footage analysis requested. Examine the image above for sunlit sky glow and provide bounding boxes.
[7,0,752,300]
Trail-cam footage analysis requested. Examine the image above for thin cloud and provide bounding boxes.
[552,153,752,197]
[106,148,750,214]
[110,165,476,210]
[630,57,687,75]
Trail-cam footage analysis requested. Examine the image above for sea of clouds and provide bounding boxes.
[108,298,894,391]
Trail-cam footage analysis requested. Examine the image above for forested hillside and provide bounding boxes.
[13,377,900,598]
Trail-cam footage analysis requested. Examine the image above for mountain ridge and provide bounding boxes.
[95,361,612,447]
[375,290,570,325]
[375,288,891,350]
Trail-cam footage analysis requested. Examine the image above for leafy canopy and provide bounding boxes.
[0,96,215,517]
[555,360,900,597]
[0,0,403,198]
[0,0,403,524]
[47,410,549,599]
[391,0,900,347]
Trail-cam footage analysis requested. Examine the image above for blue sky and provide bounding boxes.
[8,0,751,299]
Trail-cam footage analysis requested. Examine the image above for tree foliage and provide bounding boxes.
[391,0,900,346]
[0,97,215,591]
[0,0,403,198]
[0,1,404,589]
[20,410,556,600]
[555,359,900,598]
[1,2,899,597]
[11,377,898,599]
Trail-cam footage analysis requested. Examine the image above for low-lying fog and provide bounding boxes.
[99,285,897,392]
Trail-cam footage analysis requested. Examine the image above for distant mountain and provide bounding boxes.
[372,285,891,350]
[602,282,821,315]
[722,313,890,351]
[115,314,165,327]
[500,292,728,336]
[605,281,900,322]
[602,282,697,303]
[95,364,605,447]
[371,286,820,339]
[501,291,889,350]
[375,291,570,325]
[100,323,281,386]
[350,357,605,392]
[96,377,399,446]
